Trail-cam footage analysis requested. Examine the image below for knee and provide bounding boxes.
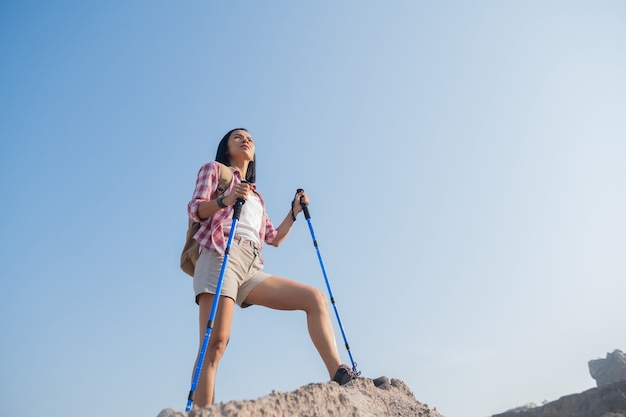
[207,334,230,364]
[306,288,329,313]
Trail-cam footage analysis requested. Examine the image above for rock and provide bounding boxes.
[157,409,186,417]
[491,379,626,417]
[589,350,626,387]
[158,378,443,417]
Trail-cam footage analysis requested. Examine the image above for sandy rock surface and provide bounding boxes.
[158,378,443,417]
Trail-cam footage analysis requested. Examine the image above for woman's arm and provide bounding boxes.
[196,182,250,219]
[188,163,218,222]
[268,213,296,247]
[196,199,227,220]
[269,190,309,247]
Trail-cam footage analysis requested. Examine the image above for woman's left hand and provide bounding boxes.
[293,189,309,214]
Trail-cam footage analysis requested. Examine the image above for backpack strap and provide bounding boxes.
[214,162,234,197]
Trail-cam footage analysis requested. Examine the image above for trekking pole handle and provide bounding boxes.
[296,188,311,219]
[233,198,245,219]
[232,181,248,219]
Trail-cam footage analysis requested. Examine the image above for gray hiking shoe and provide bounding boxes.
[372,375,390,388]
[332,364,359,385]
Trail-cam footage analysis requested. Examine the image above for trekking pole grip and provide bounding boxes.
[233,198,245,219]
[296,188,311,219]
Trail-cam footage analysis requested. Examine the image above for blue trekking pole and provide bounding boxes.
[185,198,245,411]
[296,189,360,376]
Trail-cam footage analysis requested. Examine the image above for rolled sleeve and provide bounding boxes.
[187,162,219,223]
[263,214,278,245]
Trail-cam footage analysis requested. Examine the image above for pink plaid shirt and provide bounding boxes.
[187,161,278,255]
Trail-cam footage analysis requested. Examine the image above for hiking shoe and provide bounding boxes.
[332,364,358,385]
[372,375,390,389]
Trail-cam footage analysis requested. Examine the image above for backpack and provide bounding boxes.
[180,162,233,277]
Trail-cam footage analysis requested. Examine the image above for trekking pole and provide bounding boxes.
[185,198,245,412]
[296,189,360,376]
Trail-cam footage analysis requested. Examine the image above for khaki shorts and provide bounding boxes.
[193,238,271,308]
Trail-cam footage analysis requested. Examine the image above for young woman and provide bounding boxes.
[187,128,357,408]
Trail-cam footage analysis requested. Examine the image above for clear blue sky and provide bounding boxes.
[1,2,625,417]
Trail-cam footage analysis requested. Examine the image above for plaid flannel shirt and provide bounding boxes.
[187,161,278,255]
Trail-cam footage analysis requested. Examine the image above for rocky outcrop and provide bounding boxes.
[492,379,626,417]
[590,350,626,388]
[158,378,443,417]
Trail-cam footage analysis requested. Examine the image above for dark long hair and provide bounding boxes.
[215,128,256,183]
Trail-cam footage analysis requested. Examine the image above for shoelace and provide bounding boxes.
[342,365,359,379]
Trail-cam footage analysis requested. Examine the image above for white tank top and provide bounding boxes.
[222,192,263,246]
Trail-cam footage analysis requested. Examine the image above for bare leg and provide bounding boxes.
[244,276,342,377]
[192,293,235,408]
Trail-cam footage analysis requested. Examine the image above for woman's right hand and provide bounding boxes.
[224,182,250,206]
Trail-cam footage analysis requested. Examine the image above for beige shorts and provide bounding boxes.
[193,238,271,308]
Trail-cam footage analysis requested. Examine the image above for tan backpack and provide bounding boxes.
[180,162,233,277]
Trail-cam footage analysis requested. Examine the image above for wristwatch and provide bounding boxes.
[216,195,227,209]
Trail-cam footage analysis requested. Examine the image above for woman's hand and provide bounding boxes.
[292,189,309,215]
[223,182,251,206]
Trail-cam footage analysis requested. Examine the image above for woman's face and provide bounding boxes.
[227,129,255,162]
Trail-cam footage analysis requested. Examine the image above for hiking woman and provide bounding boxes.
[187,128,357,408]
